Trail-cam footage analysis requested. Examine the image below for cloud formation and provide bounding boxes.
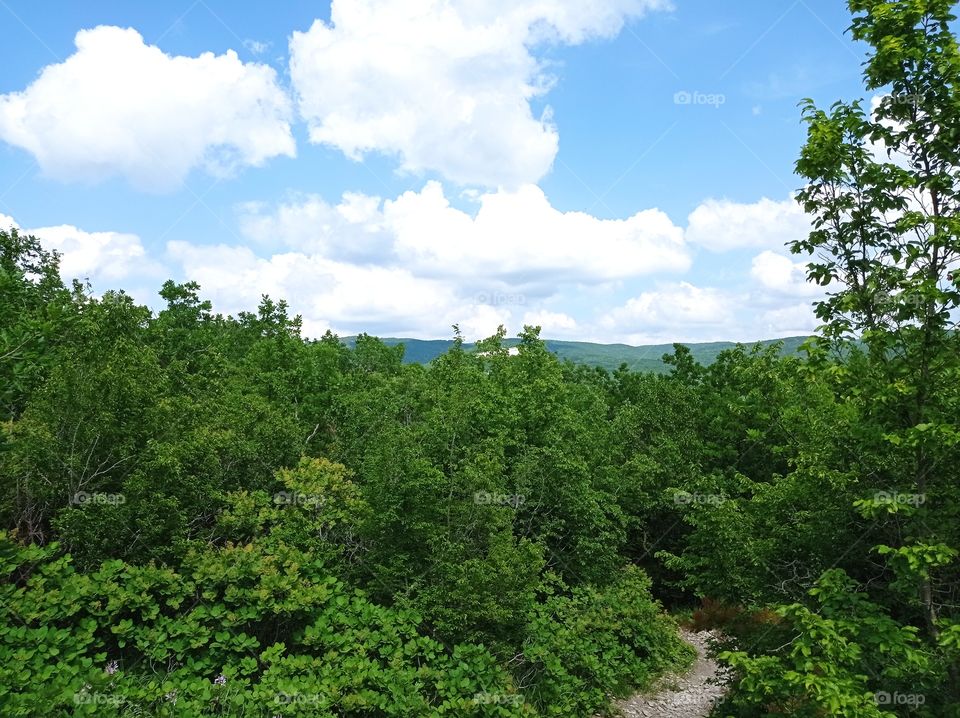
[602,281,737,343]
[750,249,820,296]
[3,188,823,345]
[686,196,810,252]
[0,26,295,191]
[289,0,671,187]
[0,213,163,297]
[241,182,691,286]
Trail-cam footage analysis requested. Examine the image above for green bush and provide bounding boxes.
[0,531,531,717]
[519,567,694,717]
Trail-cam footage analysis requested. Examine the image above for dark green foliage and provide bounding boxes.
[520,568,694,717]
[0,228,73,423]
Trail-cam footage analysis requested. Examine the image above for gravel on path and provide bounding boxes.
[605,629,732,718]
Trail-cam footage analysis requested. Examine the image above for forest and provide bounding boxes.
[2,1,960,716]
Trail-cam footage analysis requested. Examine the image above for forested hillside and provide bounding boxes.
[3,1,960,717]
[339,336,812,373]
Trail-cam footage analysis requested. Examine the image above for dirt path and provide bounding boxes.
[608,629,731,718]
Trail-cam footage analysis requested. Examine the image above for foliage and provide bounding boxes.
[720,570,945,717]
[0,530,531,717]
[520,568,694,717]
[5,4,960,711]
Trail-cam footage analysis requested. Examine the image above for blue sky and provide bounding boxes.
[0,0,870,342]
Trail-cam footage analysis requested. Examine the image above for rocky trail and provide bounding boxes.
[607,629,731,718]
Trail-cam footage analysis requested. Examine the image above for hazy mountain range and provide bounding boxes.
[342,336,813,373]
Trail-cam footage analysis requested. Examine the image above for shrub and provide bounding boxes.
[0,531,530,717]
[518,567,694,717]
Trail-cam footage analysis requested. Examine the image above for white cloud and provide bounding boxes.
[30,224,157,284]
[166,240,512,339]
[189,179,692,339]
[239,191,392,262]
[522,309,578,334]
[289,0,671,187]
[0,214,18,231]
[599,277,821,344]
[0,26,295,191]
[1,212,164,300]
[6,185,827,344]
[243,182,690,284]
[759,302,819,337]
[686,196,810,252]
[601,282,737,343]
[750,250,820,297]
[385,182,689,281]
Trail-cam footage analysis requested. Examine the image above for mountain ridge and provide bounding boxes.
[340,335,813,373]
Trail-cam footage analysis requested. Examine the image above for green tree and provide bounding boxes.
[722,1,960,713]
[0,229,74,423]
[793,0,960,655]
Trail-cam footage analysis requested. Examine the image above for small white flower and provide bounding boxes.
[105,660,119,675]
[214,674,227,686]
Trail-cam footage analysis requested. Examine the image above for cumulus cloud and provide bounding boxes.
[167,240,511,339]
[0,213,164,299]
[239,192,393,263]
[200,180,693,338]
[242,181,690,286]
[0,26,295,191]
[222,186,831,342]
[388,182,690,281]
[289,0,671,187]
[601,282,737,343]
[30,224,159,284]
[759,303,819,337]
[686,196,810,252]
[599,276,821,345]
[522,309,578,335]
[750,250,821,296]
[6,184,825,343]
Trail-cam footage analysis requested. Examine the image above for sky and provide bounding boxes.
[0,0,870,343]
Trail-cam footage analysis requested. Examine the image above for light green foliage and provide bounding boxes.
[721,570,938,717]
[0,530,531,717]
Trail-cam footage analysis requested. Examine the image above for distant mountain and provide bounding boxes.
[341,335,813,373]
